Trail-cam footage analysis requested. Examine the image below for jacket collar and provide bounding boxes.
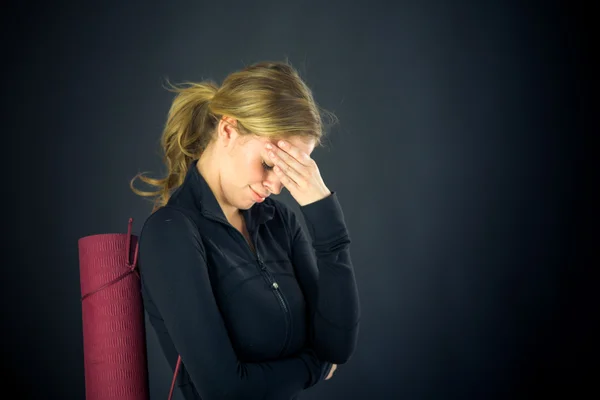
[182,159,275,231]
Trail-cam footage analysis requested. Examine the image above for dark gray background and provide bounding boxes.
[2,0,594,399]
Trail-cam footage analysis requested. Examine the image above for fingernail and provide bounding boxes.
[266,143,272,149]
[278,140,286,147]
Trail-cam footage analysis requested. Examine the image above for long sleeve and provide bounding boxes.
[138,207,325,399]
[288,191,361,364]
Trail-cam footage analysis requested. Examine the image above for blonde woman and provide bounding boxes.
[131,60,360,399]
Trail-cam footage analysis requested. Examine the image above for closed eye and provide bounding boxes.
[262,160,274,171]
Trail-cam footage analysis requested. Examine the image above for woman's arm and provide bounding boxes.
[286,192,361,364]
[139,207,326,399]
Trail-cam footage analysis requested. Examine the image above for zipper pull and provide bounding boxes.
[272,282,279,290]
[257,257,267,271]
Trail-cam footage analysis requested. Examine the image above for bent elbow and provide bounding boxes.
[315,324,360,365]
[321,342,357,365]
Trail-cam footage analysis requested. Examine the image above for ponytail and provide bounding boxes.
[130,80,219,212]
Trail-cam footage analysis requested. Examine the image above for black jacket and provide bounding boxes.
[138,159,360,399]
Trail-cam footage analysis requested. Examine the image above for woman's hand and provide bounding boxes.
[325,363,337,380]
[265,140,331,206]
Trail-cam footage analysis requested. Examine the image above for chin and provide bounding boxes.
[238,203,254,210]
[237,197,255,210]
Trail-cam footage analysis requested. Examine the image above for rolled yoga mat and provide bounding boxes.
[78,218,149,400]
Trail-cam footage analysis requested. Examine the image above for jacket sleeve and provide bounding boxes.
[138,207,326,399]
[287,191,361,364]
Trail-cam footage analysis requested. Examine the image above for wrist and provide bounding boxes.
[299,189,332,207]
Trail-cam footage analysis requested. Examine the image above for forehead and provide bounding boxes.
[257,135,316,155]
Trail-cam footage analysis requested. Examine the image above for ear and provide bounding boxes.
[217,115,239,147]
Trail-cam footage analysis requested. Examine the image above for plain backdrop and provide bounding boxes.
[1,1,594,399]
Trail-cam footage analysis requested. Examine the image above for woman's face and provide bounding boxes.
[216,120,316,212]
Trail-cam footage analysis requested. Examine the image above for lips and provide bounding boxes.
[250,187,269,201]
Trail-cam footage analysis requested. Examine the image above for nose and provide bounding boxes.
[263,175,283,195]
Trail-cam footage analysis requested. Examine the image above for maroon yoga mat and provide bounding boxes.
[78,218,149,400]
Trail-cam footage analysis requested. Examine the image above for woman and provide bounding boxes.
[130,61,360,399]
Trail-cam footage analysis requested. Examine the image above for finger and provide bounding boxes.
[326,364,337,380]
[269,148,306,179]
[269,151,306,187]
[273,164,300,191]
[276,140,313,170]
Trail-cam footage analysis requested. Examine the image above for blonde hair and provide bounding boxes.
[130,60,337,212]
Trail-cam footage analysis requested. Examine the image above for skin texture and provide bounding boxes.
[196,115,338,381]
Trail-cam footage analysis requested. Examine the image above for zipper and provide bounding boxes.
[204,211,292,356]
[251,231,292,357]
[257,256,292,357]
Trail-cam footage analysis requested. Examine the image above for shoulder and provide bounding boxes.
[140,206,201,243]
